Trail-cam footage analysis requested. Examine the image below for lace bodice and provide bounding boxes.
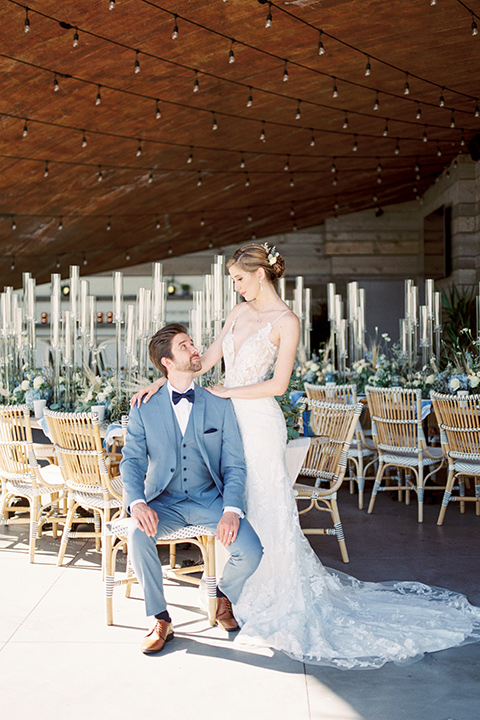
[223,321,279,388]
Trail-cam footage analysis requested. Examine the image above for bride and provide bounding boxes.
[133,242,480,669]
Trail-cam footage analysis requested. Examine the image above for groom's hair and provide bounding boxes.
[149,323,188,377]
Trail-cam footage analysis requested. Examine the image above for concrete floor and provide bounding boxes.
[1,486,479,720]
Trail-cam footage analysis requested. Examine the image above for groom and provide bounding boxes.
[120,323,263,654]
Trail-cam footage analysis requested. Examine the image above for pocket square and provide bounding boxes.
[204,428,218,434]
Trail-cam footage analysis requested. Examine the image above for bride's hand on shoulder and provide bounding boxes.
[207,384,231,398]
[130,377,165,407]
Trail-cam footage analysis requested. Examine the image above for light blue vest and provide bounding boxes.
[160,403,220,508]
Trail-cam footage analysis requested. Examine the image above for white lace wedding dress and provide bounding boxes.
[223,317,480,669]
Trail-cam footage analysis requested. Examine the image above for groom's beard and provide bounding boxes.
[174,356,201,373]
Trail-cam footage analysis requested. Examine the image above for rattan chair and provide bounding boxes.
[304,382,377,509]
[0,405,64,562]
[43,409,123,571]
[431,391,480,525]
[105,516,217,626]
[365,386,445,523]
[294,399,363,563]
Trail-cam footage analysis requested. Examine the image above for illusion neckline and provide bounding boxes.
[228,321,275,365]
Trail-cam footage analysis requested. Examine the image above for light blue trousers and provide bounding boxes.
[128,496,263,617]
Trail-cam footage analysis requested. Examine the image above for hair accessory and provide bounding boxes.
[262,242,279,266]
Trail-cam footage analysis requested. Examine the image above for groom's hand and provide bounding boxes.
[131,502,159,537]
[217,511,240,547]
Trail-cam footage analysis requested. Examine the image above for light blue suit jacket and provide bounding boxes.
[120,384,247,513]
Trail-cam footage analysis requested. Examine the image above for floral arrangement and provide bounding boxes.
[7,366,53,409]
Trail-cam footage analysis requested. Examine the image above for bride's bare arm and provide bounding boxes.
[131,305,242,407]
[208,313,299,400]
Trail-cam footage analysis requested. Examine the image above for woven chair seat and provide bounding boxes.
[106,516,214,539]
[3,479,61,501]
[70,490,123,510]
[294,482,337,500]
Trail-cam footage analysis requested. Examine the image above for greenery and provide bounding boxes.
[276,377,306,441]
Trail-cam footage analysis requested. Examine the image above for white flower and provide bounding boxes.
[0,387,9,398]
[310,363,319,372]
[425,374,436,385]
[33,376,44,390]
[470,376,480,389]
[381,333,391,342]
[449,377,461,391]
[21,380,30,391]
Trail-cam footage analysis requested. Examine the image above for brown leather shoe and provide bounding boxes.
[141,620,174,654]
[216,597,239,632]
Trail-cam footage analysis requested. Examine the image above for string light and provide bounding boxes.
[472,13,478,36]
[200,215,205,227]
[394,138,400,155]
[259,121,266,142]
[439,88,445,107]
[251,231,257,241]
[43,160,49,178]
[95,84,101,105]
[436,141,442,157]
[106,217,112,230]
[172,14,179,40]
[364,56,371,77]
[332,77,338,98]
[136,139,142,156]
[318,30,325,55]
[156,216,161,229]
[423,125,428,142]
[109,1,115,9]
[10,257,15,271]
[24,7,30,33]
[125,250,130,261]
[134,51,141,74]
[83,253,88,266]
[416,104,422,120]
[228,40,235,64]
[295,101,301,120]
[430,0,436,5]
[193,70,199,93]
[332,172,338,187]
[246,87,253,107]
[211,112,218,130]
[97,165,103,181]
[247,211,252,222]
[81,130,87,147]
[352,134,358,151]
[373,91,379,111]
[284,155,290,172]
[290,203,295,217]
[155,99,161,119]
[265,2,273,29]
[331,159,337,173]
[309,131,315,147]
[383,119,389,136]
[11,216,16,230]
[450,112,455,128]
[460,130,465,146]
[197,171,202,186]
[283,60,289,82]
[334,197,339,211]
[240,153,245,169]
[292,221,298,232]
[475,100,480,117]
[53,73,59,92]
[168,246,173,255]
[289,173,295,188]
[342,112,348,129]
[58,217,63,230]
[187,147,193,164]
[403,73,410,95]
[148,170,153,183]
[56,257,61,269]
[22,119,28,137]
[245,173,250,187]
[73,27,79,47]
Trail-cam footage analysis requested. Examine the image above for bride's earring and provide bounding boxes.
[259,279,263,292]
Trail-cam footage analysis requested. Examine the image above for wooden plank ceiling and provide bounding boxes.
[0,0,478,287]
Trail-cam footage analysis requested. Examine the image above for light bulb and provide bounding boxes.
[284,156,290,171]
[383,120,389,137]
[212,113,218,130]
[98,165,103,181]
[245,174,250,187]
[229,41,235,63]
[155,100,161,119]
[56,257,61,269]
[44,161,49,178]
[365,56,371,76]
[172,14,178,39]
[156,217,161,229]
[125,250,130,261]
[81,131,87,148]
[136,140,142,156]
[107,218,112,231]
[295,102,301,120]
[332,78,338,98]
[423,126,428,142]
[342,113,348,129]
[24,8,30,32]
[394,139,400,155]
[73,28,79,47]
[193,71,199,92]
[260,123,266,142]
[310,133,315,147]
[197,172,202,186]
[318,30,325,55]
[53,74,59,92]
[283,61,289,82]
[404,73,410,95]
[450,114,455,128]
[58,217,63,230]
[331,161,336,173]
[148,171,153,183]
[472,14,478,36]
[246,88,253,107]
[95,85,101,105]
[200,216,205,227]
[290,174,294,188]
[265,2,272,28]
[416,105,422,120]
[439,89,445,107]
[352,135,358,152]
[240,154,245,169]
[83,254,88,266]
[10,258,15,271]
[109,0,115,9]
[187,148,193,164]
[22,120,28,137]
[247,212,252,222]
[134,51,140,74]
[373,92,379,111]
[475,102,480,118]
[11,216,16,230]
[436,143,442,157]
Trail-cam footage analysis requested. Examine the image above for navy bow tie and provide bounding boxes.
[172,389,195,405]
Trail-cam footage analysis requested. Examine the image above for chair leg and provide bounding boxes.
[459,479,466,514]
[437,469,456,525]
[330,497,349,563]
[103,531,114,625]
[28,497,39,564]
[57,498,77,566]
[204,535,217,625]
[357,475,365,511]
[367,462,385,514]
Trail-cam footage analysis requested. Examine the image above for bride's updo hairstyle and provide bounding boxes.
[226,243,286,285]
